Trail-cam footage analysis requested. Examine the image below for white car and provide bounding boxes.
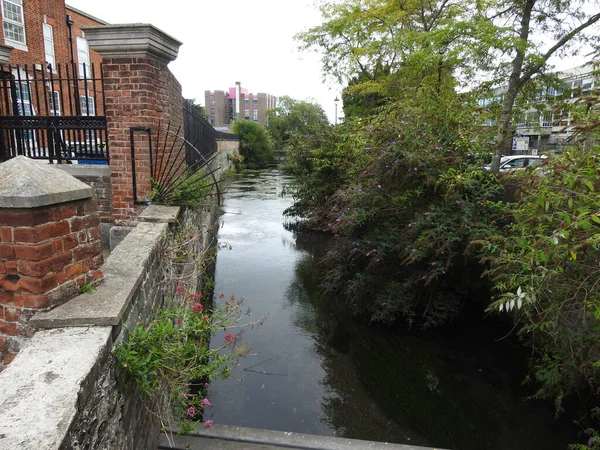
[484,155,547,172]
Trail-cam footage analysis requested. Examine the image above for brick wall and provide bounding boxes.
[56,165,114,224]
[101,57,184,223]
[1,0,104,68]
[0,198,103,371]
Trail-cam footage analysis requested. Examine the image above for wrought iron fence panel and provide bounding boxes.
[183,98,239,170]
[0,62,108,163]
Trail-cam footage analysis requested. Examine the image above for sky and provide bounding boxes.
[65,0,344,123]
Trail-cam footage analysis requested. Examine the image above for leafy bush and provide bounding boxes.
[232,120,275,169]
[287,83,505,326]
[483,148,600,409]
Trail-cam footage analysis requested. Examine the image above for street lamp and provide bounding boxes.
[334,96,339,125]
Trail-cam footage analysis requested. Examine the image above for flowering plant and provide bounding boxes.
[114,289,266,439]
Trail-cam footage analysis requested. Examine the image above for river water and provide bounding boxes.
[206,171,578,450]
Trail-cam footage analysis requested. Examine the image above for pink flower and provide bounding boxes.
[187,406,195,417]
[200,398,212,407]
[179,392,185,398]
[196,342,203,348]
[218,293,225,298]
[224,333,233,343]
[203,419,213,428]
[176,318,183,324]
[193,302,204,313]
[176,285,185,295]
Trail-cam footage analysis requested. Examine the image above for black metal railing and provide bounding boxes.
[0,62,108,163]
[183,98,239,169]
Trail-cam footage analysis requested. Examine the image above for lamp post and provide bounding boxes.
[334,96,339,125]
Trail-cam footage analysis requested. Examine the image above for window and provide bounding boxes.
[80,95,95,116]
[15,82,33,115]
[77,37,90,77]
[48,90,60,116]
[253,109,258,121]
[43,24,55,70]
[2,0,25,45]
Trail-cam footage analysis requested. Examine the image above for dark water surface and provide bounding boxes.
[206,171,578,450]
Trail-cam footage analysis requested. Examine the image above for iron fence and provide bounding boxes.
[0,62,108,163]
[183,98,239,169]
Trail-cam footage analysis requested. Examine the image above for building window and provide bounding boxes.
[49,90,60,116]
[80,95,95,116]
[2,0,25,46]
[244,108,249,119]
[253,109,258,121]
[15,81,34,115]
[77,37,90,77]
[43,24,55,70]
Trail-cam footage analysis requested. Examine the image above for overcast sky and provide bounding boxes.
[65,0,343,123]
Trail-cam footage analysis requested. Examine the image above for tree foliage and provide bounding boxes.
[266,96,329,150]
[231,120,275,169]
[289,0,600,441]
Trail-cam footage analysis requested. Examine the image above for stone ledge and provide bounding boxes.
[161,424,447,450]
[30,221,168,328]
[0,156,93,208]
[54,164,111,178]
[82,23,182,63]
[138,205,181,224]
[0,326,112,450]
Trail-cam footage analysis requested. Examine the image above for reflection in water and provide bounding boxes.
[207,171,576,450]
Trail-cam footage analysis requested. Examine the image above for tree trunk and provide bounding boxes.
[490,0,535,173]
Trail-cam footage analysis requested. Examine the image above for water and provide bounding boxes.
[206,171,578,450]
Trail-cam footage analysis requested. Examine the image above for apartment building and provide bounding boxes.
[0,0,106,117]
[205,81,277,127]
[479,62,597,155]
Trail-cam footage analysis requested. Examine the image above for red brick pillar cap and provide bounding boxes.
[0,156,93,208]
[82,24,182,64]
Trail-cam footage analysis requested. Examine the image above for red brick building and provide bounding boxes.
[0,1,107,118]
[0,1,105,69]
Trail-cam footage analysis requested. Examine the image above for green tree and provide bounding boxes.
[266,96,329,150]
[231,120,275,169]
[484,0,600,171]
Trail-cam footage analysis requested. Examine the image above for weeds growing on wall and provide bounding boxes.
[114,289,266,442]
[150,169,214,208]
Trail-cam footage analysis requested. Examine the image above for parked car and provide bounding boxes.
[484,155,548,172]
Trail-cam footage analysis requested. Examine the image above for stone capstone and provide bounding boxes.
[0,156,93,208]
[82,24,182,63]
[0,326,112,450]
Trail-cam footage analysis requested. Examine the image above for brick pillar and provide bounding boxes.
[0,157,104,371]
[83,24,183,225]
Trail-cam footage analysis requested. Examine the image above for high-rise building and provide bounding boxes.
[205,81,276,127]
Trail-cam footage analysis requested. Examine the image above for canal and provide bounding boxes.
[206,170,578,450]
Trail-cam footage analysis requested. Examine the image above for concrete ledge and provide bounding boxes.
[30,222,168,328]
[0,327,112,450]
[83,23,182,63]
[160,425,447,450]
[138,205,181,224]
[54,164,111,178]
